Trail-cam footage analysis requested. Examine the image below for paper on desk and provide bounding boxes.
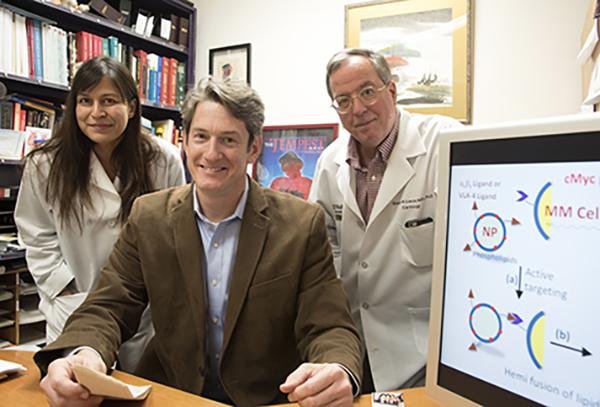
[72,364,151,400]
[0,359,26,379]
[577,19,599,66]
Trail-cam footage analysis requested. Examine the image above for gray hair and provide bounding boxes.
[181,77,265,148]
[325,48,392,99]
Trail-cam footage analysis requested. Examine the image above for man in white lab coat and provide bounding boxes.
[309,48,462,392]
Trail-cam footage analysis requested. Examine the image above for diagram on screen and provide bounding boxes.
[462,202,521,253]
[466,286,592,371]
[517,181,600,240]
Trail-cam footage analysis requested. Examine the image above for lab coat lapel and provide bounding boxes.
[172,185,207,350]
[222,179,268,353]
[89,151,120,197]
[333,141,362,220]
[369,110,426,223]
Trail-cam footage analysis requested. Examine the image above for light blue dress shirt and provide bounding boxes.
[193,179,249,402]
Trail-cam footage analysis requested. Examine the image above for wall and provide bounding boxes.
[193,0,589,128]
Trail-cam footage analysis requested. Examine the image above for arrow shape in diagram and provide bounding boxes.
[507,313,523,325]
[550,342,592,357]
[516,266,523,299]
[517,190,528,202]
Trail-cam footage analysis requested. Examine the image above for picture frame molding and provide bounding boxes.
[209,43,252,84]
[253,123,339,200]
[345,0,473,123]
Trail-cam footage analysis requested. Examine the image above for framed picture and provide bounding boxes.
[345,0,473,123]
[253,124,338,200]
[209,43,251,84]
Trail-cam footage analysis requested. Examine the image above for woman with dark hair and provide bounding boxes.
[14,56,185,372]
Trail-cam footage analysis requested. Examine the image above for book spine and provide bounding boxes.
[26,109,34,127]
[76,31,86,62]
[178,17,189,48]
[26,18,35,79]
[169,14,179,44]
[86,31,93,61]
[0,103,13,130]
[132,50,147,101]
[176,61,186,108]
[102,37,109,56]
[12,103,21,131]
[160,57,169,106]
[169,58,177,107]
[156,56,162,105]
[109,36,119,59]
[19,108,26,132]
[32,20,43,81]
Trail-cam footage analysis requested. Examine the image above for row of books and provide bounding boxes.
[133,10,190,48]
[0,93,60,131]
[131,50,187,107]
[0,5,187,108]
[68,31,186,107]
[0,6,69,86]
[0,114,181,160]
[142,117,183,150]
[84,0,189,48]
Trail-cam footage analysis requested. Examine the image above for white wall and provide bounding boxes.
[193,0,590,128]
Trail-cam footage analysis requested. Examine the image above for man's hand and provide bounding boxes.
[40,349,107,407]
[280,363,354,407]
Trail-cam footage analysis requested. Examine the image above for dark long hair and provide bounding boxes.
[26,56,160,230]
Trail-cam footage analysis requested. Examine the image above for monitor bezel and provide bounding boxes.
[425,113,600,407]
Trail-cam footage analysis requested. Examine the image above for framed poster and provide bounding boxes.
[209,43,251,84]
[253,124,338,200]
[345,0,473,123]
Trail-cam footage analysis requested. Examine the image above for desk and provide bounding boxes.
[0,350,442,407]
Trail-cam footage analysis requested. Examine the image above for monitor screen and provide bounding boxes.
[426,114,600,407]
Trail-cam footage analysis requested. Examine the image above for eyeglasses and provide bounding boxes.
[331,85,387,114]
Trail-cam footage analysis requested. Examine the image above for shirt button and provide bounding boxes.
[357,220,364,228]
[362,303,370,310]
[108,220,117,228]
[212,280,217,286]
[371,175,376,181]
[212,317,218,324]
[213,242,219,248]
[215,354,220,360]
[361,261,368,269]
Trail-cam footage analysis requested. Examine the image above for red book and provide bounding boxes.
[160,57,169,106]
[92,34,100,57]
[75,32,90,62]
[87,32,93,61]
[132,50,147,101]
[169,58,177,106]
[26,18,35,79]
[19,109,27,132]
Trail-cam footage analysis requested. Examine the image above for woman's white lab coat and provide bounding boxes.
[15,136,185,372]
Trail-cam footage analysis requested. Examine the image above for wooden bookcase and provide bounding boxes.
[0,0,197,124]
[0,159,45,347]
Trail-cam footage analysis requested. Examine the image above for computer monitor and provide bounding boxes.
[426,114,600,407]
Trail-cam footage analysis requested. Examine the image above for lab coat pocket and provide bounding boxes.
[408,306,430,357]
[399,220,435,268]
[52,292,87,329]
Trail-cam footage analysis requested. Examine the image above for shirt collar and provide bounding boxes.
[193,178,249,225]
[346,108,400,170]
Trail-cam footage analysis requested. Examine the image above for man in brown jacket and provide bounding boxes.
[34,77,362,407]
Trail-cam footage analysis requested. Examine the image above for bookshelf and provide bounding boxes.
[0,0,197,124]
[0,160,45,348]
